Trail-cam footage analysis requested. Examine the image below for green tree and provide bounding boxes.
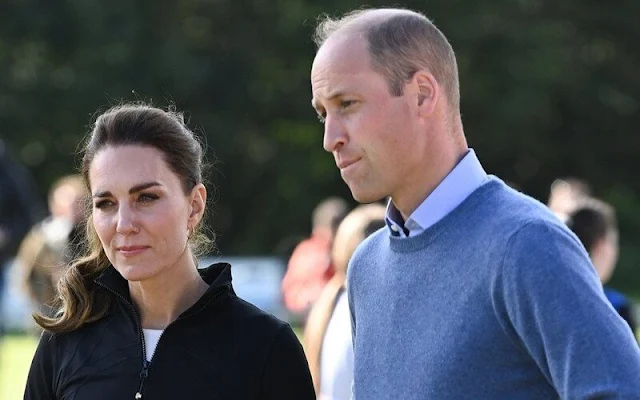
[0,0,638,290]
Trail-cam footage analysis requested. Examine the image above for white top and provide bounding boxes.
[143,329,164,362]
[319,290,353,400]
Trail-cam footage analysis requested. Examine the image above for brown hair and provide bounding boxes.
[303,203,385,394]
[566,198,617,254]
[314,8,460,109]
[34,104,212,333]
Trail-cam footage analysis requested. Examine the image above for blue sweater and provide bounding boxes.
[348,178,640,399]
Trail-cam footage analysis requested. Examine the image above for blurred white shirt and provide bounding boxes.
[319,290,353,400]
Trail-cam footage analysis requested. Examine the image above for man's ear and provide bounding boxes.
[188,183,207,226]
[410,70,439,117]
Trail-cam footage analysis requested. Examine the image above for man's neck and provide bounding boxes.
[392,144,468,221]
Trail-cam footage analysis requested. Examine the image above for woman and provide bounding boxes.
[303,204,385,399]
[25,104,315,399]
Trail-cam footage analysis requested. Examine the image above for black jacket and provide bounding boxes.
[25,263,316,399]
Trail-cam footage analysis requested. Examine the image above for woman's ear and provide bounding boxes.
[188,183,207,226]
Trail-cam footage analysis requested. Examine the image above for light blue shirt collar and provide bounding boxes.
[386,149,488,237]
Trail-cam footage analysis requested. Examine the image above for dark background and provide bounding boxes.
[1,0,639,294]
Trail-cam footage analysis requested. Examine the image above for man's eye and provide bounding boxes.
[317,113,326,124]
[340,100,355,109]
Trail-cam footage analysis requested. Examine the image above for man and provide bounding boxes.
[310,8,640,399]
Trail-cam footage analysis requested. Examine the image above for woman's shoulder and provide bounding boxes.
[226,293,291,333]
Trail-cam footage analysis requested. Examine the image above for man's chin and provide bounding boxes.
[349,186,385,205]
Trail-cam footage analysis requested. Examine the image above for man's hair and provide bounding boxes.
[314,8,460,109]
[565,198,617,253]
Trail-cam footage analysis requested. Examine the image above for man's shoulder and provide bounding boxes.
[476,179,565,235]
[346,226,388,281]
[351,226,387,259]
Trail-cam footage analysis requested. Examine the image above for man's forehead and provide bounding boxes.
[313,34,368,72]
[311,38,371,99]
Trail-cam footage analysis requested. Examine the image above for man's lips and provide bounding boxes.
[337,158,360,170]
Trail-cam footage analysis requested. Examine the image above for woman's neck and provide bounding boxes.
[128,256,209,330]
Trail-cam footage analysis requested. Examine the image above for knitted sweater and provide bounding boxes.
[348,178,640,399]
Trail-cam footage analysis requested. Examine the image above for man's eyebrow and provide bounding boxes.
[92,182,162,198]
[312,91,346,111]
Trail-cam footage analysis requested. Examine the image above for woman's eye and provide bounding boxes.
[94,200,114,210]
[317,113,326,124]
[138,193,159,203]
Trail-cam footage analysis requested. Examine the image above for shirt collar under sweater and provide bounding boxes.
[387,178,503,253]
[386,148,488,237]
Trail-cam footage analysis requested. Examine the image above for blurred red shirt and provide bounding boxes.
[282,234,334,314]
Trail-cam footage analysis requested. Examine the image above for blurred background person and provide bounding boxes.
[304,203,385,399]
[15,174,87,321]
[565,198,637,336]
[282,196,349,323]
[547,177,591,222]
[0,140,44,334]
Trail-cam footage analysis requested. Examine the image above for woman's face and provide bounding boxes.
[89,145,205,282]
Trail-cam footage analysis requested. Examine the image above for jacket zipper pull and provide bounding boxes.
[135,360,150,399]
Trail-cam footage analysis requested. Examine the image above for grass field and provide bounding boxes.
[0,334,38,400]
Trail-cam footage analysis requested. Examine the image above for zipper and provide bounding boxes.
[135,359,149,399]
[94,282,150,399]
[95,280,229,399]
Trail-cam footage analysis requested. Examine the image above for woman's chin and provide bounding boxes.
[115,264,157,282]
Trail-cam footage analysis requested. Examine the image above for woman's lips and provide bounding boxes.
[117,246,149,256]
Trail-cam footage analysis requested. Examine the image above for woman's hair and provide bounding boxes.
[303,203,385,394]
[34,103,212,333]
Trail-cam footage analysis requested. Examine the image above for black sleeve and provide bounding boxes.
[261,324,316,400]
[617,303,638,338]
[24,331,57,400]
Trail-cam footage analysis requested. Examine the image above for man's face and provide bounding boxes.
[311,35,426,204]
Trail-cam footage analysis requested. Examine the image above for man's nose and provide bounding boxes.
[323,115,347,152]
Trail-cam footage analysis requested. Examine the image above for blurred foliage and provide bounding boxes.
[0,0,639,290]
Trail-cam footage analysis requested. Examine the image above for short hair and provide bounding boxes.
[565,198,617,253]
[314,8,460,109]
